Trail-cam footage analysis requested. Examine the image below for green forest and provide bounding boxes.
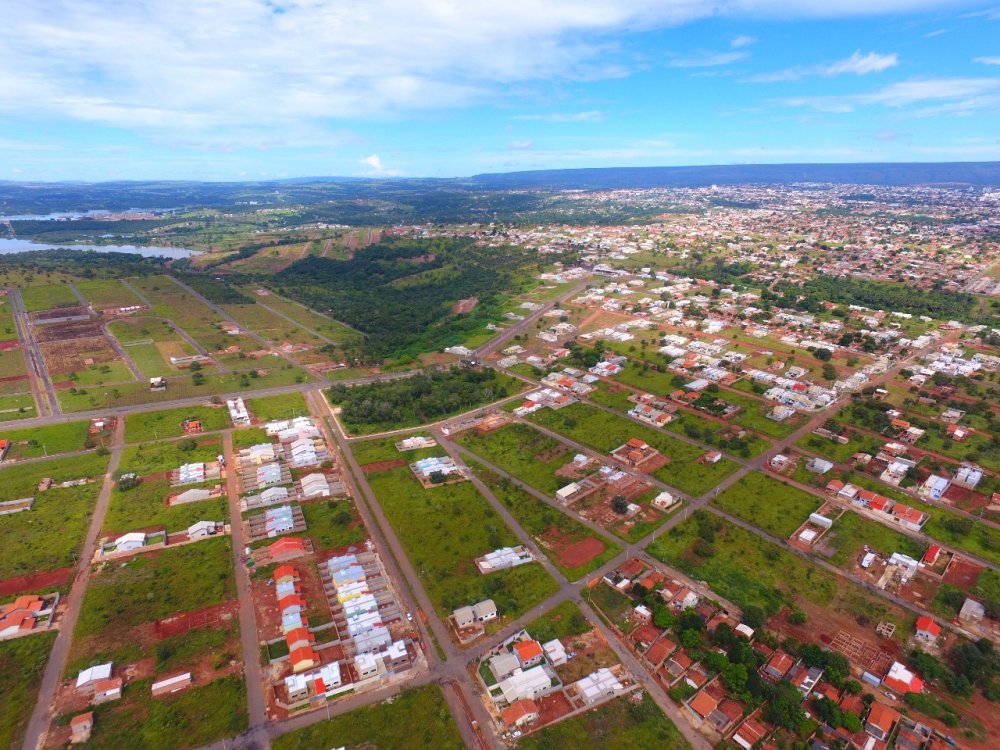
[273,238,539,360]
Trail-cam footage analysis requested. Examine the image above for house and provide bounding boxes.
[472,599,498,622]
[267,536,308,563]
[762,651,794,681]
[543,639,567,666]
[290,646,318,673]
[513,640,545,668]
[70,712,93,745]
[732,715,768,750]
[172,487,214,505]
[114,532,146,552]
[490,652,521,682]
[688,690,719,722]
[151,672,193,697]
[807,457,834,474]
[652,491,677,511]
[501,699,540,728]
[883,661,923,694]
[76,663,113,693]
[865,702,901,740]
[891,504,927,532]
[452,606,475,630]
[922,545,941,566]
[92,678,123,704]
[790,664,823,697]
[187,520,217,539]
[574,668,624,704]
[497,666,556,704]
[960,598,986,623]
[703,451,722,464]
[914,616,942,643]
[299,472,331,498]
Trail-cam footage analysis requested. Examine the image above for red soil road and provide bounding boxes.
[0,339,20,351]
[361,458,407,474]
[0,566,75,596]
[154,599,238,639]
[0,374,28,384]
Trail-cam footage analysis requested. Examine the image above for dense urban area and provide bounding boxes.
[1,173,999,750]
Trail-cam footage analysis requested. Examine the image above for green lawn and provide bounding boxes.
[20,283,79,311]
[75,279,142,308]
[528,402,739,496]
[77,675,247,750]
[455,422,575,495]
[711,472,822,538]
[524,600,593,644]
[104,479,228,533]
[518,692,690,750]
[272,684,463,750]
[75,537,235,636]
[0,392,37,419]
[469,460,622,581]
[823,511,926,566]
[246,392,309,422]
[119,437,222,476]
[0,632,57,750]
[366,465,559,618]
[67,360,137,387]
[125,405,230,442]
[1,419,92,458]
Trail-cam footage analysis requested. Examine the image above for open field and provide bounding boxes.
[104,478,228,533]
[0,454,108,579]
[1,419,92,458]
[454,422,575,495]
[350,432,438,466]
[365,464,559,618]
[247,288,362,344]
[272,684,464,750]
[0,632,57,750]
[119,437,222,476]
[221,301,324,350]
[75,279,142,308]
[469,460,623,581]
[0,392,37,419]
[128,276,235,353]
[711,472,822,538]
[107,316,203,379]
[21,283,79,311]
[527,402,739,496]
[245,391,309,422]
[518,692,690,750]
[0,347,28,379]
[823,511,926,566]
[76,537,235,636]
[524,600,593,644]
[124,405,230,442]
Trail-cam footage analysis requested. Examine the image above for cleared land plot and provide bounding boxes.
[528,402,738,496]
[0,347,28,379]
[68,359,135,386]
[272,684,463,750]
[125,405,230,442]
[75,279,142,309]
[245,392,309,422]
[76,675,247,750]
[365,465,559,618]
[518,692,690,750]
[119,437,222,477]
[455,423,575,495]
[221,302,324,349]
[470,460,622,581]
[0,392,36,419]
[525,600,593,644]
[1,419,92,459]
[21,283,78,312]
[0,453,108,579]
[128,276,234,352]
[76,537,235,636]
[104,479,228,534]
[712,472,822,539]
[0,632,57,750]
[108,316,202,377]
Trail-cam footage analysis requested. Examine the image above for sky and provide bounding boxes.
[2,0,1000,181]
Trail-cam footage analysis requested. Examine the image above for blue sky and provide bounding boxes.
[2,0,1000,181]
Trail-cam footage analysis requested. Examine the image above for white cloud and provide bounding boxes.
[669,51,748,68]
[974,56,1000,65]
[512,110,605,122]
[731,35,756,48]
[508,140,534,150]
[0,0,978,144]
[781,77,1000,112]
[360,153,402,176]
[748,50,898,82]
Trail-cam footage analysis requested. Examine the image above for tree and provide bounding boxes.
[652,606,674,630]
[722,663,748,693]
[611,495,629,514]
[814,348,832,362]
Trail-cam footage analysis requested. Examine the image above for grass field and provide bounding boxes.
[0,392,37,419]
[245,392,309,422]
[366,465,559,618]
[0,632,56,750]
[221,302,324,349]
[0,347,27,379]
[125,405,230,442]
[119,437,222,476]
[104,478,228,533]
[21,283,79,312]
[1,419,92,458]
[824,511,926,566]
[711,472,822,539]
[68,360,136,386]
[128,276,235,352]
[518,692,690,750]
[469,460,622,581]
[294,498,367,552]
[350,432,438,465]
[455,423,575,495]
[78,675,247,750]
[108,316,202,378]
[524,600,593,644]
[75,279,142,308]
[76,537,235,636]
[528,402,739,496]
[252,289,363,344]
[272,684,463,750]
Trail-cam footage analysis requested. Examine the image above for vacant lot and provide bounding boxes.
[108,316,202,378]
[455,422,575,495]
[21,283,78,312]
[118,437,222,476]
[824,511,925,566]
[0,632,56,750]
[366,465,559,618]
[1,419,92,458]
[248,289,362,345]
[470,460,622,581]
[518,692,690,750]
[350,432,438,466]
[76,537,235,636]
[272,684,463,750]
[0,392,36,419]
[104,478,228,533]
[528,402,738,495]
[245,392,309,422]
[712,472,822,538]
[75,279,142,309]
[125,405,230,442]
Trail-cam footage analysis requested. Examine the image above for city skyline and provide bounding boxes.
[3,0,1000,181]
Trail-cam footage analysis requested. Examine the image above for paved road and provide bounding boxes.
[21,418,126,750]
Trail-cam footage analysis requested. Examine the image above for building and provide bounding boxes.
[489,652,521,682]
[475,546,534,574]
[513,640,545,668]
[762,651,794,681]
[883,661,924,694]
[70,712,93,744]
[497,666,555,704]
[114,532,146,552]
[472,599,498,622]
[732,715,768,750]
[543,639,567,666]
[299,472,331,498]
[914,616,942,643]
[574,667,625,704]
[93,678,123,704]
[865,702,901,741]
[501,699,539,728]
[76,663,113,693]
[151,672,193,697]
[187,520,217,539]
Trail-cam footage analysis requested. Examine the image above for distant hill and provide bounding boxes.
[468,162,1000,189]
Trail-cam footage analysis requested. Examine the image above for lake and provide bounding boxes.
[0,238,196,259]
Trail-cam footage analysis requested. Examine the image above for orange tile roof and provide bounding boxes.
[689,690,719,718]
[513,640,544,662]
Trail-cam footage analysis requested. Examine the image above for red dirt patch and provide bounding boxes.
[541,527,605,569]
[0,566,74,595]
[361,458,407,474]
[154,600,238,640]
[0,374,28,384]
[534,690,573,726]
[943,556,983,589]
[452,297,479,314]
[0,339,20,351]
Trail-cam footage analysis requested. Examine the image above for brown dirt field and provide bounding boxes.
[943,556,984,589]
[154,600,238,639]
[41,337,119,374]
[32,306,89,321]
[534,691,573,727]
[361,458,407,474]
[34,318,104,343]
[452,297,479,314]
[0,374,28,384]
[0,566,74,595]
[0,339,20,351]
[559,537,605,569]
